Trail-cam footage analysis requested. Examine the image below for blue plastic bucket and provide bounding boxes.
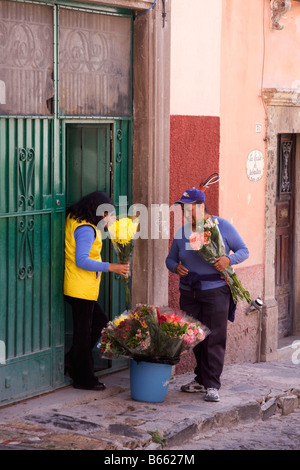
[130,359,172,403]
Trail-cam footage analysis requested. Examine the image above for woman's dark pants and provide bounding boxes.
[180,285,230,390]
[64,296,107,388]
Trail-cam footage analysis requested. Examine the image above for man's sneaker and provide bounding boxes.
[181,380,206,393]
[205,388,220,402]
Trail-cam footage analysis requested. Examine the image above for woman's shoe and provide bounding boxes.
[64,366,73,379]
[73,381,106,391]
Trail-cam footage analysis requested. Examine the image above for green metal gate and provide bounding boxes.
[0,0,132,404]
[0,117,65,404]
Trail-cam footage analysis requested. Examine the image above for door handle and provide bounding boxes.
[55,194,65,212]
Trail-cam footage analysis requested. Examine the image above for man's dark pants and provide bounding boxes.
[180,285,230,390]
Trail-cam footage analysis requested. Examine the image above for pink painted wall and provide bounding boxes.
[169,0,300,368]
[170,0,222,117]
[264,2,300,88]
[218,0,300,363]
[220,0,267,268]
[220,0,300,266]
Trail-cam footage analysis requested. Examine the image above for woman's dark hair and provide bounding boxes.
[66,191,114,226]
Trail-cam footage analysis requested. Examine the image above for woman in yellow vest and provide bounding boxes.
[64,191,129,390]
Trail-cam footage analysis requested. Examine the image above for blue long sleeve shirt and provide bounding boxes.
[74,225,109,273]
[166,216,249,291]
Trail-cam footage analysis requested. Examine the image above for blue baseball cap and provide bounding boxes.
[175,187,205,204]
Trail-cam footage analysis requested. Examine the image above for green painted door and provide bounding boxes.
[0,118,65,404]
[64,121,132,373]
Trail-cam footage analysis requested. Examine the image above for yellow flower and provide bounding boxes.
[108,217,138,245]
[113,312,130,326]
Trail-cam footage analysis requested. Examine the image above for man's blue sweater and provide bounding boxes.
[166,216,249,291]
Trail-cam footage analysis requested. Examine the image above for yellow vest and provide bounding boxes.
[64,216,104,301]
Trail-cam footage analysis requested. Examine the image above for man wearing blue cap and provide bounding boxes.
[166,188,249,402]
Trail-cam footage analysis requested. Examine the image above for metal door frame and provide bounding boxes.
[62,118,133,377]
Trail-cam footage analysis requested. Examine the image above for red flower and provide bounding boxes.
[157,313,167,325]
[165,313,182,324]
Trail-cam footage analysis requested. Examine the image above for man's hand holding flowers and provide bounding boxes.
[214,256,230,273]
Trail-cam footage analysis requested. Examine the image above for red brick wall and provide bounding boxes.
[168,115,220,310]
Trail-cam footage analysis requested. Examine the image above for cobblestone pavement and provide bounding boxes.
[167,408,300,450]
[0,361,299,451]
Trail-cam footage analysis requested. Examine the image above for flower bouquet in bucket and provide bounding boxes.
[99,304,210,365]
[99,304,210,402]
[189,217,251,304]
[107,216,139,308]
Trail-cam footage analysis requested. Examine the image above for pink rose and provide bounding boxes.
[189,232,203,250]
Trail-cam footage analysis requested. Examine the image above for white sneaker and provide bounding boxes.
[205,388,220,402]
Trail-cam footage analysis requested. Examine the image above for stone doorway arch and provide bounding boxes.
[262,88,300,361]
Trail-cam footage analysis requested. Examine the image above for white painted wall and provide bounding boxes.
[170,0,222,116]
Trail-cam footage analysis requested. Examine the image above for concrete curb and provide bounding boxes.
[156,389,300,449]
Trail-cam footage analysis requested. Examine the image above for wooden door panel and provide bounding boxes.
[275,134,295,339]
[275,233,291,292]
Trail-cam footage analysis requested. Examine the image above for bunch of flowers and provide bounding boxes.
[189,217,251,304]
[108,216,139,308]
[99,304,210,365]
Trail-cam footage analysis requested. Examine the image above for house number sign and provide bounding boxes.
[246,150,264,182]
